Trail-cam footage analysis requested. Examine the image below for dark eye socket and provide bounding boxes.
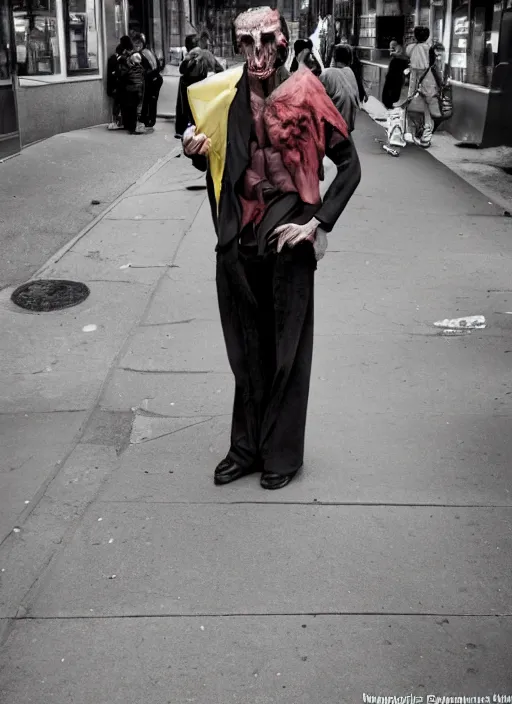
[240,34,254,45]
[261,32,276,44]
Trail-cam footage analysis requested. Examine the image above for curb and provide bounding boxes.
[34,145,181,279]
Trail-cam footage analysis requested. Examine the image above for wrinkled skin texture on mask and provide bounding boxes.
[264,67,348,205]
[234,7,287,80]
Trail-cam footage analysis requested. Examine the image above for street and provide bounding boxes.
[1,112,512,701]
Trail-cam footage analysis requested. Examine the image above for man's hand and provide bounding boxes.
[269,218,320,253]
[183,125,211,156]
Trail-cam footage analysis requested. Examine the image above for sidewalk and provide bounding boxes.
[0,121,178,288]
[364,95,512,213]
[1,112,512,701]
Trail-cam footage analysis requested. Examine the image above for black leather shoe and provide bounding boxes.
[260,470,299,490]
[214,457,257,485]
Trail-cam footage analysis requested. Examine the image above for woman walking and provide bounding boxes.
[405,26,440,148]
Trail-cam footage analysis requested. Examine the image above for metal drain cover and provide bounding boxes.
[11,279,90,312]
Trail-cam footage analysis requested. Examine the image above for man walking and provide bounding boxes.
[320,43,360,132]
[183,6,361,490]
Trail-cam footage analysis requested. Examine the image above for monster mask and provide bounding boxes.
[234,7,288,80]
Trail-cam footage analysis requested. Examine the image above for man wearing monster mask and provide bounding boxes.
[182,6,361,490]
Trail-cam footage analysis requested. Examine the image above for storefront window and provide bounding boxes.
[152,0,163,60]
[13,0,61,76]
[114,0,128,39]
[65,0,99,73]
[1,0,11,81]
[450,0,503,86]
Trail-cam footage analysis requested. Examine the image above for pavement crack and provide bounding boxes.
[140,318,196,327]
[14,612,512,620]
[119,367,219,375]
[86,279,144,285]
[97,500,512,508]
[105,217,188,221]
[132,416,214,445]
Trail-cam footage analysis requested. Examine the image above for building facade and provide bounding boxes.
[0,0,174,159]
[354,0,512,146]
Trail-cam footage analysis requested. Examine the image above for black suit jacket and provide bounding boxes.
[187,65,361,249]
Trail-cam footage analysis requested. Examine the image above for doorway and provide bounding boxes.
[0,0,20,160]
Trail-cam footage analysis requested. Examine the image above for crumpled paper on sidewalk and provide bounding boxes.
[434,315,486,330]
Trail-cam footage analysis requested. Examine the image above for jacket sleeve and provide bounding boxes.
[314,130,361,233]
[188,154,208,172]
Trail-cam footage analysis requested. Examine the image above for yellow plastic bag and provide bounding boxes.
[187,66,244,209]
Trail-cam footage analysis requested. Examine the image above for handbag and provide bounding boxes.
[387,106,406,147]
[431,63,454,122]
[437,82,453,121]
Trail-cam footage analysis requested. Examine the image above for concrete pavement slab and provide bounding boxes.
[171,199,222,279]
[318,250,512,295]
[131,158,207,196]
[0,411,87,542]
[97,411,512,506]
[142,269,221,325]
[118,319,230,373]
[352,118,504,217]
[0,281,152,379]
[0,444,120,617]
[25,503,512,616]
[332,210,512,256]
[0,369,113,415]
[0,122,177,288]
[308,332,511,416]
[99,368,233,416]
[1,615,512,703]
[315,269,512,337]
[68,218,187,268]
[128,412,214,445]
[105,188,204,221]
[38,249,163,287]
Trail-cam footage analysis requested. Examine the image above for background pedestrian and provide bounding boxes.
[319,43,360,132]
[382,40,409,110]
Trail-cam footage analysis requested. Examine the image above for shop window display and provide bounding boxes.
[13,0,100,78]
[13,0,61,75]
[450,0,503,87]
[1,0,11,81]
[65,0,99,72]
[114,0,128,40]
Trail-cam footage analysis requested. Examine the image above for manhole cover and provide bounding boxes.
[11,279,90,312]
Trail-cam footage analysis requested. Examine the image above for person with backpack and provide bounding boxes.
[116,36,146,134]
[132,33,163,129]
[174,36,224,138]
[106,36,133,131]
[405,26,440,148]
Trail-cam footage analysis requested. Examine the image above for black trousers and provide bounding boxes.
[216,241,316,476]
[142,75,163,127]
[121,87,144,132]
